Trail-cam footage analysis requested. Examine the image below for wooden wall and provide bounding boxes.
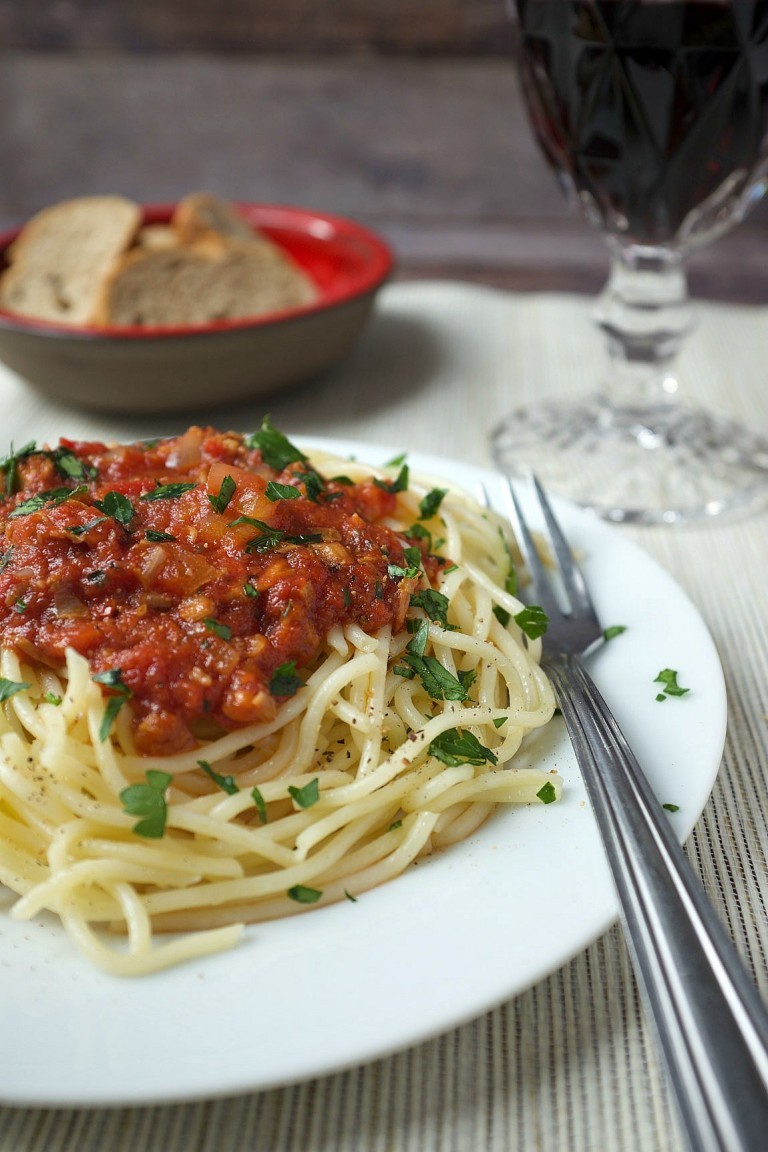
[0,1,516,54]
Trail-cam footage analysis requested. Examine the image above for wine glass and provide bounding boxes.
[492,0,768,523]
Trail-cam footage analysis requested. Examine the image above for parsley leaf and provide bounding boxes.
[140,481,198,502]
[204,617,232,641]
[208,474,237,515]
[403,654,468,701]
[265,481,301,502]
[493,605,511,627]
[51,447,97,483]
[248,415,308,471]
[418,488,448,520]
[537,781,557,805]
[9,485,88,518]
[0,677,31,702]
[514,605,549,640]
[603,625,627,642]
[294,469,325,503]
[67,517,108,536]
[243,579,259,599]
[197,759,239,795]
[288,778,320,809]
[654,668,690,698]
[120,770,173,838]
[388,561,421,580]
[663,802,680,812]
[287,884,323,904]
[374,464,409,494]
[406,618,430,657]
[146,529,176,542]
[411,588,450,627]
[0,441,37,497]
[429,728,498,767]
[93,668,133,741]
[251,786,268,823]
[269,661,304,697]
[94,490,135,528]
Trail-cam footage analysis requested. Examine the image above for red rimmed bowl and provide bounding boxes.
[0,203,394,413]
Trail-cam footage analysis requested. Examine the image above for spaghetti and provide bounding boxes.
[0,424,559,975]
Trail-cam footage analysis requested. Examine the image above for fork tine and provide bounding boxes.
[529,474,596,617]
[501,477,562,619]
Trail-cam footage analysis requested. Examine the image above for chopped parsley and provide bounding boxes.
[248,415,308,471]
[287,884,323,904]
[251,786,268,823]
[402,654,469,701]
[294,469,325,503]
[514,605,549,640]
[408,522,432,551]
[9,485,88,518]
[232,517,321,553]
[93,668,133,741]
[208,474,236,514]
[493,717,508,729]
[603,625,627,642]
[197,759,239,795]
[429,728,498,767]
[662,802,680,812]
[288,778,320,809]
[269,661,304,697]
[0,677,31,702]
[654,668,690,700]
[0,440,37,497]
[51,447,97,483]
[418,487,448,520]
[94,490,135,528]
[67,516,108,536]
[243,579,260,599]
[383,452,407,468]
[493,604,511,627]
[406,618,430,657]
[43,691,62,706]
[204,617,232,641]
[120,770,173,839]
[145,529,176,542]
[265,481,301,502]
[374,463,409,495]
[388,560,421,581]
[0,547,12,573]
[140,481,198,502]
[537,781,557,805]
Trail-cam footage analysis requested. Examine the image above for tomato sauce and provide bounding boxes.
[0,427,425,755]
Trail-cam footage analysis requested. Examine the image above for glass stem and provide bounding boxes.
[593,244,694,411]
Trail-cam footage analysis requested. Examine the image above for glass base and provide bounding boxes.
[491,397,768,524]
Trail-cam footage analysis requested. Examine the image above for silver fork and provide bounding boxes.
[499,474,768,1152]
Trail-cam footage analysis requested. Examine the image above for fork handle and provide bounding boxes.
[546,653,768,1152]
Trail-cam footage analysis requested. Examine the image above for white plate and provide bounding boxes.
[0,443,726,1108]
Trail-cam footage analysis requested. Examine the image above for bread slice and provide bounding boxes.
[94,238,317,327]
[0,196,141,325]
[137,224,179,252]
[173,193,257,246]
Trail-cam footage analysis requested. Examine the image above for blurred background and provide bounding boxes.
[1,0,767,302]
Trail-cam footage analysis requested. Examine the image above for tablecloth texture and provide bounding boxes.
[0,281,766,1151]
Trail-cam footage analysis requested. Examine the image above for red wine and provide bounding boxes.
[515,0,768,247]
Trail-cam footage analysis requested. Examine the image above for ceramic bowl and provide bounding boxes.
[0,203,394,413]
